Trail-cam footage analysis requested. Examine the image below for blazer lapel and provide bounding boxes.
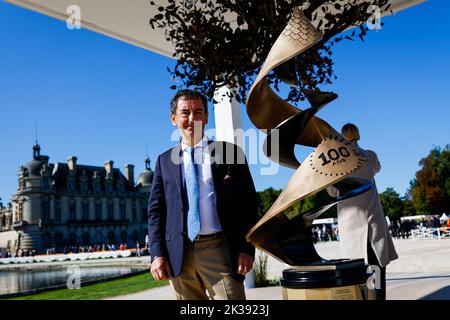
[170,143,183,206]
[208,140,224,217]
[207,140,220,187]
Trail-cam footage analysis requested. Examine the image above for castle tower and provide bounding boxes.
[136,158,154,193]
[16,142,51,252]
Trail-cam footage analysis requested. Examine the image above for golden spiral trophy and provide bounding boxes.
[246,8,374,300]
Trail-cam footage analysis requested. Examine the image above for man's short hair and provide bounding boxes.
[170,89,208,114]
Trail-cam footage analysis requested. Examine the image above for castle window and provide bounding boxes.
[55,203,61,222]
[132,230,139,242]
[120,204,126,220]
[82,232,90,246]
[69,203,76,220]
[18,202,23,222]
[93,172,101,193]
[132,207,137,222]
[118,180,125,193]
[80,170,89,193]
[95,203,102,221]
[68,233,77,246]
[13,205,19,223]
[107,204,114,220]
[43,232,51,247]
[105,173,114,193]
[55,232,63,247]
[82,203,89,220]
[42,200,50,221]
[120,231,127,244]
[108,231,116,245]
[68,180,76,192]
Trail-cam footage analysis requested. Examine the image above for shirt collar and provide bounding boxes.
[181,135,209,151]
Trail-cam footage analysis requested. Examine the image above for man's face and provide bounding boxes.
[171,97,208,145]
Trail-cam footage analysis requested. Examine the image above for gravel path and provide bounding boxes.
[106,238,450,300]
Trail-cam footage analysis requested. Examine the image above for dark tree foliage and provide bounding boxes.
[408,145,450,215]
[256,145,450,220]
[402,197,416,217]
[256,187,281,217]
[149,0,391,104]
[379,187,404,221]
[257,187,337,219]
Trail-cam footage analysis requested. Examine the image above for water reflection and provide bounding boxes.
[0,266,145,295]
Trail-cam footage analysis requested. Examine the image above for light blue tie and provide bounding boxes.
[186,147,200,241]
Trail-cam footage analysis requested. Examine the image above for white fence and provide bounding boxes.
[0,250,132,264]
[411,227,450,240]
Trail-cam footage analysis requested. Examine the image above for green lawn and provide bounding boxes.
[8,272,169,300]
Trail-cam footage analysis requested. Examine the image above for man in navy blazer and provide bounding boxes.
[148,89,258,300]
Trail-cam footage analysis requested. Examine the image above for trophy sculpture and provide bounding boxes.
[246,8,373,300]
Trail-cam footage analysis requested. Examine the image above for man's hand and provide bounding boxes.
[237,252,254,276]
[150,257,172,280]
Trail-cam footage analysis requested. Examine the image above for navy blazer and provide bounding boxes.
[147,140,258,281]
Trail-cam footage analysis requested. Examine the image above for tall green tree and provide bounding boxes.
[256,187,281,218]
[379,187,404,221]
[409,145,450,215]
[256,188,336,219]
[401,195,416,217]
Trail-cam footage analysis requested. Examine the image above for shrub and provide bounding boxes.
[253,252,269,287]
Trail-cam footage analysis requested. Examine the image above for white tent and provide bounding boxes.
[440,213,448,222]
[313,218,338,225]
[2,0,427,146]
[401,215,438,222]
[3,0,426,58]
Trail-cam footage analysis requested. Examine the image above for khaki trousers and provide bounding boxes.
[170,233,246,300]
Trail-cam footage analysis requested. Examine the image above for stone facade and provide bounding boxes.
[0,143,154,254]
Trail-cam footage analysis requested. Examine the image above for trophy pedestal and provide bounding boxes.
[281,258,370,300]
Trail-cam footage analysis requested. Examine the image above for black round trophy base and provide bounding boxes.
[281,258,369,300]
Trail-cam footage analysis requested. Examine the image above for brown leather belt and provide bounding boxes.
[193,231,223,241]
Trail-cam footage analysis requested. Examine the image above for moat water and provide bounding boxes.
[0,265,146,296]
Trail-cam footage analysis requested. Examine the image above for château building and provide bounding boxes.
[0,143,154,254]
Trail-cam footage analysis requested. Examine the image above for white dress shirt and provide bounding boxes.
[181,135,222,235]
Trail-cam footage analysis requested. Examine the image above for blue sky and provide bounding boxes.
[0,0,449,203]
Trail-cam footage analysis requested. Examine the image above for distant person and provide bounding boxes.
[322,225,328,241]
[136,241,141,257]
[327,123,398,300]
